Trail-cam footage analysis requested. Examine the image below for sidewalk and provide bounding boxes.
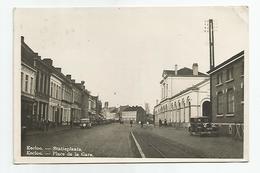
[25,125,77,136]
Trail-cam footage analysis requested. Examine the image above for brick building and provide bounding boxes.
[207,51,244,138]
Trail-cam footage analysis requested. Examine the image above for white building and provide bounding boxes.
[48,74,62,125]
[154,63,210,127]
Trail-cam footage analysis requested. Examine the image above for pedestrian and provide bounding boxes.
[45,119,50,132]
[130,119,133,127]
[164,119,167,127]
[70,120,73,128]
[159,119,161,127]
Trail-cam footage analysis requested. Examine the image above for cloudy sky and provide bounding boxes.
[14,7,248,109]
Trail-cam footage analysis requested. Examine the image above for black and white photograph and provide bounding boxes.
[13,6,248,163]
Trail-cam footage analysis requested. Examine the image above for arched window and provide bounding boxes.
[227,88,235,113]
[217,91,224,114]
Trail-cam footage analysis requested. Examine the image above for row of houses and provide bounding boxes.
[154,51,244,137]
[21,36,102,129]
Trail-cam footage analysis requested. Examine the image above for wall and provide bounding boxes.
[211,58,244,124]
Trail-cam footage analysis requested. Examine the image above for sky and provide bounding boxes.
[14,7,248,110]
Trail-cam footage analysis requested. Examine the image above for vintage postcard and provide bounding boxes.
[13,7,249,163]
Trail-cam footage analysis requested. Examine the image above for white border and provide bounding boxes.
[1,0,259,172]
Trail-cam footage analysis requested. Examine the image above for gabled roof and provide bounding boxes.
[123,106,144,112]
[155,78,210,107]
[162,67,208,78]
[207,50,244,74]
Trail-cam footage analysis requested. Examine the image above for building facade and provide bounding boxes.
[21,37,37,129]
[207,51,244,138]
[21,36,103,129]
[154,79,210,127]
[154,63,210,127]
[121,106,146,123]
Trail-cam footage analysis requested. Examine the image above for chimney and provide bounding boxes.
[81,81,85,85]
[43,58,53,66]
[105,102,109,108]
[175,64,178,75]
[55,67,62,73]
[21,36,24,43]
[156,99,159,105]
[66,74,71,80]
[71,79,75,83]
[192,63,198,75]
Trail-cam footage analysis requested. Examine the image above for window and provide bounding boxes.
[241,82,244,102]
[42,74,45,93]
[50,82,53,97]
[25,75,29,92]
[21,72,24,91]
[217,72,223,85]
[227,89,235,113]
[226,67,234,81]
[241,63,244,76]
[217,91,224,115]
[30,77,33,94]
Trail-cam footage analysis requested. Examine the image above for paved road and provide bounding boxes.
[132,125,243,158]
[22,123,136,157]
[21,123,243,158]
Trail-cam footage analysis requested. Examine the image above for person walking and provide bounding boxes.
[164,119,167,127]
[130,119,133,127]
[159,119,162,127]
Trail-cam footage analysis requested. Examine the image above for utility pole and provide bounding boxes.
[204,19,216,122]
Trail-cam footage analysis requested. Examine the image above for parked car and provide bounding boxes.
[188,117,219,136]
[79,118,92,129]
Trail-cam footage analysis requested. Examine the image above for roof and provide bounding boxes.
[123,106,144,112]
[163,67,208,77]
[108,107,118,113]
[207,50,244,74]
[155,78,210,107]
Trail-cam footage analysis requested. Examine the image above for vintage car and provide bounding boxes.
[188,117,219,136]
[79,118,92,129]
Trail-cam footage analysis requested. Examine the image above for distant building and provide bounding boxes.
[102,106,118,120]
[154,63,210,127]
[121,106,146,123]
[207,51,244,137]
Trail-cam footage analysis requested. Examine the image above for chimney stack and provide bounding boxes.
[55,67,62,73]
[21,36,24,43]
[66,74,71,80]
[71,79,75,83]
[81,81,85,85]
[156,99,159,105]
[192,63,198,75]
[105,102,109,108]
[175,64,178,75]
[43,58,53,66]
